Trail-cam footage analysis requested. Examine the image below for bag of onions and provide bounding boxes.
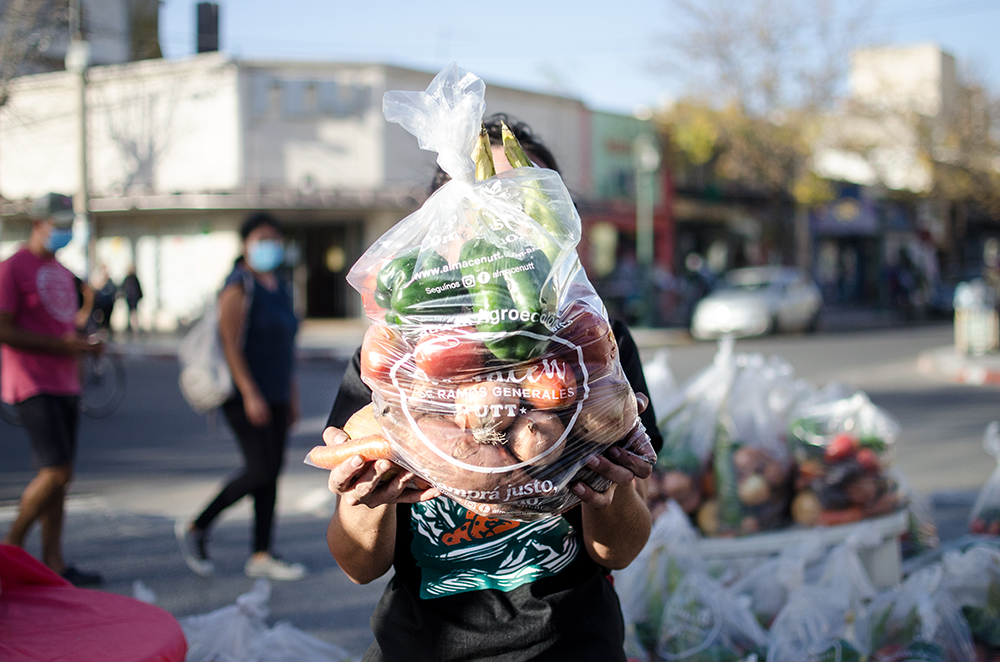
[309,64,652,521]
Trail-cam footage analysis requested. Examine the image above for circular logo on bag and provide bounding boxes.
[36,263,77,324]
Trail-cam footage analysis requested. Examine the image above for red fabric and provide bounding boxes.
[0,545,187,662]
[0,544,71,588]
[0,248,81,403]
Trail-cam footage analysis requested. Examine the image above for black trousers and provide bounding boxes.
[195,395,290,554]
[16,394,79,468]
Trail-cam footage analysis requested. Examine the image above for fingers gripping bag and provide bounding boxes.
[321,64,652,521]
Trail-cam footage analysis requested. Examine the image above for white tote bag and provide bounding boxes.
[178,273,253,413]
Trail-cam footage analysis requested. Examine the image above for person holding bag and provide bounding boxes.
[176,212,306,581]
[323,96,663,661]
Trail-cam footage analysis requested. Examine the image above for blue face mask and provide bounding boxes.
[247,240,285,272]
[45,227,73,252]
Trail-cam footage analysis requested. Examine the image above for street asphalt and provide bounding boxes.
[2,307,997,660]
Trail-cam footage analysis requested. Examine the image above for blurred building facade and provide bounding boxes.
[663,43,999,315]
[812,44,1000,313]
[0,53,661,330]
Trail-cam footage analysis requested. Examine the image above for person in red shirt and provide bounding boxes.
[0,193,104,586]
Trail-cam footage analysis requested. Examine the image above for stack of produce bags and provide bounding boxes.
[308,64,651,520]
[647,339,929,540]
[618,517,1000,660]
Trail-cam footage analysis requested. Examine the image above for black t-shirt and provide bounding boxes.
[226,267,298,404]
[327,321,662,662]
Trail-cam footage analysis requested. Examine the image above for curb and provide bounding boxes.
[917,345,1000,386]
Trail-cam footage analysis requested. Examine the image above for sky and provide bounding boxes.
[157,0,1000,116]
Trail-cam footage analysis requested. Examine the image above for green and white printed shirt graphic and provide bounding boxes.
[410,498,579,599]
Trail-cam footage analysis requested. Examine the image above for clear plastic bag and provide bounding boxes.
[809,524,879,612]
[655,572,768,661]
[788,385,903,527]
[616,501,706,660]
[654,338,739,519]
[643,349,679,521]
[342,64,650,520]
[940,543,1000,649]
[730,533,825,629]
[856,565,976,662]
[706,352,803,537]
[766,586,862,662]
[969,421,1000,535]
[892,469,939,558]
[179,579,355,662]
[179,579,271,662]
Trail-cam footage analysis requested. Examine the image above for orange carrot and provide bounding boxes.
[818,507,865,527]
[307,434,394,469]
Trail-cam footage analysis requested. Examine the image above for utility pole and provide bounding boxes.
[633,131,661,327]
[66,0,91,277]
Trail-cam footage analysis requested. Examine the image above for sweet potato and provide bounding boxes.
[343,403,383,440]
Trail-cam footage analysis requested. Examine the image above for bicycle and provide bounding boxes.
[0,349,127,426]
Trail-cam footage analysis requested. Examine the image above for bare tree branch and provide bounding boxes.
[0,0,68,108]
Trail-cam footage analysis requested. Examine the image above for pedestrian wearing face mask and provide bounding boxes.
[0,193,104,586]
[176,212,306,580]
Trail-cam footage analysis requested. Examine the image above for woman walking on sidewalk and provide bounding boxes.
[176,212,306,581]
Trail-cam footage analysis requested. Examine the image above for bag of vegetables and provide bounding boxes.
[655,572,768,661]
[653,338,739,520]
[939,543,1000,653]
[616,501,706,661]
[766,586,863,662]
[787,386,903,528]
[969,421,1000,536]
[700,352,803,537]
[855,565,976,662]
[309,64,651,520]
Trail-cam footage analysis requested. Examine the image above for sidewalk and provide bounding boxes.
[918,344,1000,386]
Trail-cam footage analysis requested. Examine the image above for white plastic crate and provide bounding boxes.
[693,509,909,589]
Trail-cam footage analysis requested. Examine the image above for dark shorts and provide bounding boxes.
[16,394,80,468]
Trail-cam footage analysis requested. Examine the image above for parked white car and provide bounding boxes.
[691,266,822,339]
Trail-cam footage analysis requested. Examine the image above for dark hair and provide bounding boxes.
[429,113,560,193]
[239,212,283,240]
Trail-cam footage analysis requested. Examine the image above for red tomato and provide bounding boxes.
[824,433,860,463]
[360,324,406,387]
[519,359,578,410]
[413,328,488,382]
[856,448,881,472]
[360,268,384,317]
